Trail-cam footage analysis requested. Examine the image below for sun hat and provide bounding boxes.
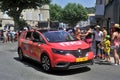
[95,25,100,28]
[106,35,110,38]
[114,24,120,29]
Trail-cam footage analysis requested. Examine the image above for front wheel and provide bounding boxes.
[41,54,51,72]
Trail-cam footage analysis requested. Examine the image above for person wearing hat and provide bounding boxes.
[93,25,103,59]
[111,23,120,65]
[103,35,111,62]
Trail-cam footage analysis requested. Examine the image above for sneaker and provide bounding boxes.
[114,63,118,66]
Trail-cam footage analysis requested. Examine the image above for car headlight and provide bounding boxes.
[52,48,67,55]
[85,47,92,56]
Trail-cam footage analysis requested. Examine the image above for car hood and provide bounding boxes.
[48,41,90,50]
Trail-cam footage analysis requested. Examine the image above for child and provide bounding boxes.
[97,41,104,59]
[103,35,111,62]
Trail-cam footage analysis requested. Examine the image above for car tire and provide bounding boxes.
[18,48,24,61]
[41,54,51,72]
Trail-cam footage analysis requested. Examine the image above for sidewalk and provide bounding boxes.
[91,41,116,65]
[110,57,114,63]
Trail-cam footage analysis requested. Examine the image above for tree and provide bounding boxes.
[50,4,63,22]
[62,3,88,27]
[85,7,95,14]
[0,0,51,28]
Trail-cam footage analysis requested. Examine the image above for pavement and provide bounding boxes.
[0,41,17,52]
[110,57,115,63]
[91,41,120,65]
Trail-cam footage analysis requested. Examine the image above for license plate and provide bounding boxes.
[76,57,88,62]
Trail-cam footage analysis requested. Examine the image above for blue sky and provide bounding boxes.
[51,0,96,8]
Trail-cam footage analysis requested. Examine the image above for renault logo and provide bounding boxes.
[78,49,81,53]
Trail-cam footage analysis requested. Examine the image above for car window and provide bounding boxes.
[26,31,32,40]
[43,31,77,42]
[32,32,45,43]
[33,32,39,40]
[39,35,45,43]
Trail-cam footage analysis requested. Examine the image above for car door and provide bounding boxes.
[30,31,45,61]
[23,31,33,57]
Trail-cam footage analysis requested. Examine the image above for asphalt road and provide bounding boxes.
[0,42,120,80]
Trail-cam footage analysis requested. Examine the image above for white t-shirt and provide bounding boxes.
[94,31,103,41]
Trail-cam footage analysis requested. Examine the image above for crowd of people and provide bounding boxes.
[67,23,120,65]
[0,30,18,43]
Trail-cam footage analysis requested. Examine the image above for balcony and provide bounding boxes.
[95,4,105,18]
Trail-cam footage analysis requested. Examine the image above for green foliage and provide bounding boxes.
[0,0,51,27]
[85,7,95,14]
[62,3,88,27]
[50,4,63,22]
[18,19,28,30]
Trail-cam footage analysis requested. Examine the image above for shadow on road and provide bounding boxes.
[49,67,91,76]
[94,59,112,65]
[14,57,91,76]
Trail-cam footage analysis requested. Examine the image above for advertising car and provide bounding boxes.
[18,29,94,72]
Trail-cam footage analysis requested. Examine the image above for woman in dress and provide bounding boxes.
[111,24,120,65]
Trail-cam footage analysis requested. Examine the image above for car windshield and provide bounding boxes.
[43,31,77,42]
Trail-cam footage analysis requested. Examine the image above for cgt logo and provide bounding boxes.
[59,42,82,46]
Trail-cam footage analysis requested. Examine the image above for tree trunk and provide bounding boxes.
[7,8,22,29]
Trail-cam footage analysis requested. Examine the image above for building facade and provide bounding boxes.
[95,0,108,26]
[95,0,120,34]
[105,0,120,24]
[0,5,50,30]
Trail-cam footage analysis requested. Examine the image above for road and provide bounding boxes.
[0,42,120,80]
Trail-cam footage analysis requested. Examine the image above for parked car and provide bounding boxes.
[18,29,94,72]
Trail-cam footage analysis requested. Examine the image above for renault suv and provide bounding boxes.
[18,30,94,71]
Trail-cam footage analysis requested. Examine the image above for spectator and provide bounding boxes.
[7,30,12,42]
[10,30,16,42]
[103,35,111,62]
[102,26,108,41]
[75,28,81,40]
[93,25,103,59]
[101,26,108,59]
[2,30,8,43]
[84,25,94,46]
[111,24,120,65]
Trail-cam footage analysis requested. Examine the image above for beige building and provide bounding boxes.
[0,5,50,30]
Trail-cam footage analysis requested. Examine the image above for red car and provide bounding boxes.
[18,30,94,71]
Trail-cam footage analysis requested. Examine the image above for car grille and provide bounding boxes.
[66,48,90,58]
